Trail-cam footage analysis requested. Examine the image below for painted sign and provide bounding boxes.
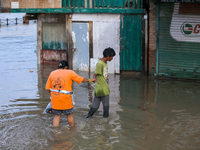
[181,22,200,37]
[170,3,200,43]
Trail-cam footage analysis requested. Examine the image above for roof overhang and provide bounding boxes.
[11,8,144,14]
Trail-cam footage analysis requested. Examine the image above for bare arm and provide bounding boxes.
[82,78,96,83]
[47,89,51,94]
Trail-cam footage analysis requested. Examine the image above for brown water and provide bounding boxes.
[1,64,200,150]
[1,15,200,150]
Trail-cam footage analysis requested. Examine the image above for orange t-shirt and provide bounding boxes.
[45,69,84,110]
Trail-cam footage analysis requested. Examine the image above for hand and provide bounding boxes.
[91,78,97,83]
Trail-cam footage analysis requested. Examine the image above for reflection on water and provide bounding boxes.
[1,67,200,150]
[1,16,200,150]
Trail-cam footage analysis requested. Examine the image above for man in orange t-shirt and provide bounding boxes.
[45,60,96,127]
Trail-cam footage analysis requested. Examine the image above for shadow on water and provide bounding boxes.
[1,19,200,149]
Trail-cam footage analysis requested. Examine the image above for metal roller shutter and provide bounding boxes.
[158,3,200,79]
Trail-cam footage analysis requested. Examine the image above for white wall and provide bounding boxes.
[72,14,120,74]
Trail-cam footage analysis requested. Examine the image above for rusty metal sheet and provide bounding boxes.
[41,49,67,64]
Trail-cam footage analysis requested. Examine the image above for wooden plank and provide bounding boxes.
[92,0,95,8]
[107,0,110,8]
[111,0,114,8]
[133,0,136,9]
[89,21,93,73]
[41,49,67,64]
[68,0,71,8]
[89,21,93,59]
[78,0,81,8]
[73,0,75,8]
[11,8,144,14]
[128,0,130,8]
[138,0,142,8]
[97,0,100,8]
[120,14,143,71]
[62,0,67,8]
[117,0,120,8]
[66,14,73,69]
[87,0,89,8]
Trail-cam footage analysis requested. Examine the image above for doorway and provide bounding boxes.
[72,22,89,71]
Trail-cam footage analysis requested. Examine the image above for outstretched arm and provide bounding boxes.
[47,89,51,94]
[82,78,96,83]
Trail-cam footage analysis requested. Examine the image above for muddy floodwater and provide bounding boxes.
[1,14,200,150]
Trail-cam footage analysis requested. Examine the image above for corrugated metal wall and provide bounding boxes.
[42,22,67,50]
[120,14,142,71]
[158,3,200,79]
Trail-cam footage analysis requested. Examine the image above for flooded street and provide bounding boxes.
[1,14,200,150]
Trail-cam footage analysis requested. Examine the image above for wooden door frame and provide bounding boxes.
[66,14,73,69]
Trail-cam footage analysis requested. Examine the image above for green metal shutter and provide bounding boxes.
[120,14,142,71]
[158,3,200,79]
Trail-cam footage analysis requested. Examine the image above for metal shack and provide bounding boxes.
[1,0,146,74]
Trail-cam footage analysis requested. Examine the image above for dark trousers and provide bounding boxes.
[87,95,109,118]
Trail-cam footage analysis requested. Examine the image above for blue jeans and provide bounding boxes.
[87,95,109,118]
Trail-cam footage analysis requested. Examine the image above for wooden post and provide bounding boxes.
[66,14,73,69]
[0,19,1,27]
[84,0,87,8]
[144,13,148,76]
[89,21,93,74]
[63,0,67,8]
[6,18,8,26]
[16,18,17,24]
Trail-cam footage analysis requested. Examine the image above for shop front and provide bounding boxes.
[156,2,200,79]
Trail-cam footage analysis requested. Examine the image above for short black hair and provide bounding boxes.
[58,60,69,69]
[103,47,116,57]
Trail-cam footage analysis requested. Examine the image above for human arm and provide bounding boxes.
[47,89,51,94]
[82,78,96,83]
[45,74,52,94]
[70,70,97,83]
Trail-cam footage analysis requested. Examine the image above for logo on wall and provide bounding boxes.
[170,3,200,43]
[181,22,200,37]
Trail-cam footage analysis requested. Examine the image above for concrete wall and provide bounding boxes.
[72,14,120,74]
[148,0,157,76]
[2,0,61,9]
